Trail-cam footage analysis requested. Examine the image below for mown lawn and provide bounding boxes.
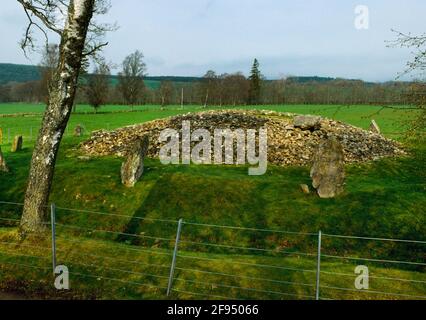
[0,104,424,300]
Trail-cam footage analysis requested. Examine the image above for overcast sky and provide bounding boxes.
[1,0,425,81]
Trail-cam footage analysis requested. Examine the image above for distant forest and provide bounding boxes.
[0,63,413,106]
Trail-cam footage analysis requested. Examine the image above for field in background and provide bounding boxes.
[0,103,416,145]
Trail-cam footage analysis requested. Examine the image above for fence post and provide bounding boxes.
[50,203,57,274]
[316,230,322,300]
[167,218,183,296]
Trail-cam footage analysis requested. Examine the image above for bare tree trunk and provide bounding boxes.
[20,0,96,234]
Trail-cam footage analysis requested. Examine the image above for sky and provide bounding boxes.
[0,0,425,82]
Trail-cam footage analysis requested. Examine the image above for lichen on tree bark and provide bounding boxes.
[19,0,96,234]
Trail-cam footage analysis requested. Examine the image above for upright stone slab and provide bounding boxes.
[0,146,9,172]
[310,136,345,198]
[300,184,310,194]
[121,135,150,188]
[11,136,23,153]
[369,120,381,134]
[74,125,84,137]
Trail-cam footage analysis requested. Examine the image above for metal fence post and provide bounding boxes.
[316,230,322,300]
[167,218,183,296]
[51,203,57,274]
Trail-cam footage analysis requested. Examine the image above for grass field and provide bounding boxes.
[0,103,425,300]
[0,103,416,144]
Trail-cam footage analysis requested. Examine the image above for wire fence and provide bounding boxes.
[0,200,425,300]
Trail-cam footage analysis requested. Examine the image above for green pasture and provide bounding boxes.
[0,103,416,145]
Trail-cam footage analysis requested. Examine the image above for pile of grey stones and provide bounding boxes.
[80,109,406,167]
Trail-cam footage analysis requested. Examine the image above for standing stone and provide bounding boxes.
[121,136,150,188]
[369,120,381,134]
[310,136,345,199]
[0,146,9,172]
[74,125,84,137]
[300,184,310,194]
[11,136,23,153]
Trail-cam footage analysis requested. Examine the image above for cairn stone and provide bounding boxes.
[0,146,9,172]
[310,137,345,198]
[11,136,23,153]
[369,120,381,134]
[74,125,84,137]
[121,135,150,188]
[294,115,322,130]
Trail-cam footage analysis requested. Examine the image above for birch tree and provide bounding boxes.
[17,0,113,234]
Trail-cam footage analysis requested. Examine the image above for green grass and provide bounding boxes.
[0,104,424,300]
[0,103,417,145]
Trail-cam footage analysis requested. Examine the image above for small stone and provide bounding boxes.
[0,146,9,172]
[121,135,150,188]
[11,136,23,152]
[300,184,310,194]
[369,120,381,134]
[294,115,322,130]
[74,125,84,137]
[310,136,345,199]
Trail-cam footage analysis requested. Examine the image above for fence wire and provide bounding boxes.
[0,201,425,300]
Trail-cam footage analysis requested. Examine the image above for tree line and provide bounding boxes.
[0,46,414,109]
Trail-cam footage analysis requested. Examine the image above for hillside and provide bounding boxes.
[0,63,370,87]
[0,63,200,89]
[0,63,41,84]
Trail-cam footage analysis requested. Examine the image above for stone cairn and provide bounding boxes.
[80,110,406,167]
[11,136,23,153]
[121,135,150,188]
[310,136,345,198]
[0,146,9,172]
